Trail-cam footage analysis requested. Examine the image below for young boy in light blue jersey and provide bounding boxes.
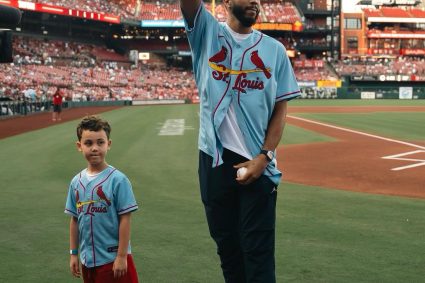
[65,116,139,283]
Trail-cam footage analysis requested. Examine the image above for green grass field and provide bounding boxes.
[0,101,424,282]
[291,99,425,106]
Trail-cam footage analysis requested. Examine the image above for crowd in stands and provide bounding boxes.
[29,0,300,23]
[136,1,300,23]
[304,19,331,30]
[297,38,328,47]
[294,64,339,82]
[13,36,96,67]
[262,2,300,24]
[29,0,138,18]
[333,56,425,77]
[0,64,197,102]
[3,35,425,104]
[1,36,197,102]
[139,1,182,21]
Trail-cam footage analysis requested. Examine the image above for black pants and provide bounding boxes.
[199,149,277,283]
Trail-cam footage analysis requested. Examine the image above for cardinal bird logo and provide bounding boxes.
[209,46,228,70]
[76,190,82,212]
[209,46,228,63]
[250,50,271,79]
[96,186,111,206]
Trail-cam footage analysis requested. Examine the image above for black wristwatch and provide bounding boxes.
[260,149,274,162]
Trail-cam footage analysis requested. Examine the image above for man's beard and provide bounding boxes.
[230,2,259,28]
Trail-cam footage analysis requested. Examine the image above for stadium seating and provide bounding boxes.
[363,7,425,19]
[380,7,411,18]
[139,2,182,20]
[262,2,300,24]
[333,56,425,77]
[0,64,197,101]
[25,0,302,23]
[92,47,129,62]
[2,34,342,102]
[293,59,339,81]
[362,8,382,18]
[5,24,424,103]
[409,8,425,18]
[26,0,137,18]
[1,36,197,102]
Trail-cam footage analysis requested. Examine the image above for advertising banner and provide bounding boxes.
[141,20,184,28]
[361,92,376,99]
[399,87,413,99]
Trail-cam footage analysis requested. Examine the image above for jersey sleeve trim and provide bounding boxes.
[276,90,301,102]
[65,209,78,217]
[183,2,203,33]
[118,205,138,215]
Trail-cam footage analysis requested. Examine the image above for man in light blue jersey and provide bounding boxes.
[180,0,300,282]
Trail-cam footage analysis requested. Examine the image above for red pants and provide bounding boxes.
[81,255,139,283]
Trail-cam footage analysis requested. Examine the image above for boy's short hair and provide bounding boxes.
[77,115,111,141]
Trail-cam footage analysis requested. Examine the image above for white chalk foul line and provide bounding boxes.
[382,150,425,171]
[288,115,425,150]
[288,115,425,171]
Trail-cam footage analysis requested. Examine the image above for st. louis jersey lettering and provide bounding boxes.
[65,165,138,267]
[184,3,301,185]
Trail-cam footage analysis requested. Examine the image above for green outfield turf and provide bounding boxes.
[291,99,425,106]
[280,124,335,145]
[0,103,424,282]
[295,112,425,141]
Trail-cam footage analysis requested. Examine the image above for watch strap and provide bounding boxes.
[260,150,273,162]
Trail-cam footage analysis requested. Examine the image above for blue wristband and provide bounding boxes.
[70,249,78,255]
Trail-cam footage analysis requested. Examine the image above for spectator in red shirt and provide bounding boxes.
[52,88,63,121]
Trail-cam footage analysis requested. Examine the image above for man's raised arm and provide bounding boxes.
[180,0,201,28]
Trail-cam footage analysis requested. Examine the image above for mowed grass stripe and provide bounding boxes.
[278,182,425,283]
[295,112,425,141]
[0,104,424,282]
[281,124,335,145]
[292,99,425,106]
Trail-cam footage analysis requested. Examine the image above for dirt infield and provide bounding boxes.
[1,105,424,199]
[279,106,425,199]
[0,106,121,139]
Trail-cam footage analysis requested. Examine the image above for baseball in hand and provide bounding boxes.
[237,167,248,178]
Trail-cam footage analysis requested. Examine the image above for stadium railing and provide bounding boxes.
[0,100,133,118]
[0,100,54,117]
